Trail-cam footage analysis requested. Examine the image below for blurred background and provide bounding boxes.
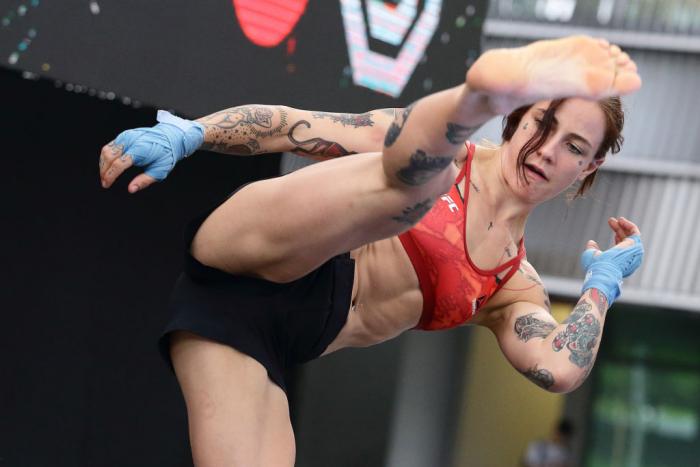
[2,0,699,466]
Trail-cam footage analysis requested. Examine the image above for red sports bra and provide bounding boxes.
[398,142,526,330]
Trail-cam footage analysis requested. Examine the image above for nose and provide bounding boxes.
[536,138,557,165]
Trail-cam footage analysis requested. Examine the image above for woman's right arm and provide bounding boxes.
[196,105,396,159]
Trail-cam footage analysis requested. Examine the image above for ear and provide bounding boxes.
[579,156,605,180]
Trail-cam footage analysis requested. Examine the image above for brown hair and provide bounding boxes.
[501,97,625,198]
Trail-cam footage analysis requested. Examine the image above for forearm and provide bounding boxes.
[381,84,496,191]
[196,105,291,155]
[533,289,609,393]
[196,105,393,157]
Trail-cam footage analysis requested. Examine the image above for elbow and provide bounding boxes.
[523,365,586,394]
[547,367,588,394]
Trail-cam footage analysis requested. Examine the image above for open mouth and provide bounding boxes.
[524,163,548,181]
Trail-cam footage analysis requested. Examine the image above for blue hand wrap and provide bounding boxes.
[581,235,644,305]
[113,110,204,181]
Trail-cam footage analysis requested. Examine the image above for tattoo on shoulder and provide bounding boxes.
[514,313,556,341]
[445,122,477,145]
[288,120,356,159]
[553,301,601,368]
[311,111,374,128]
[391,198,434,225]
[521,364,555,390]
[384,105,414,147]
[395,150,452,186]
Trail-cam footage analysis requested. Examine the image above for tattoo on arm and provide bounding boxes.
[391,198,434,225]
[552,302,601,368]
[445,122,477,145]
[589,288,608,317]
[514,313,556,341]
[384,105,414,147]
[199,106,288,154]
[311,111,374,128]
[543,289,552,313]
[395,150,452,186]
[521,365,555,390]
[288,120,357,159]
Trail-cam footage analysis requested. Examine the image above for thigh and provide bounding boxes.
[170,331,295,467]
[192,153,458,282]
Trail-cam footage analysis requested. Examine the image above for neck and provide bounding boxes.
[473,144,535,235]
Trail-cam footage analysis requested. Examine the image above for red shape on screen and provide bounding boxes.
[232,0,308,48]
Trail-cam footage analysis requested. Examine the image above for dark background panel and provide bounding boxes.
[0,68,279,467]
[2,0,487,114]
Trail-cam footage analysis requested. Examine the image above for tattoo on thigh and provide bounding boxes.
[288,120,357,158]
[521,365,555,390]
[384,105,414,147]
[552,302,601,368]
[311,112,374,128]
[396,150,452,186]
[445,122,476,145]
[514,313,556,341]
[391,198,434,225]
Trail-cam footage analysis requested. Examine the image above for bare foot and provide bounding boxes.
[466,35,642,114]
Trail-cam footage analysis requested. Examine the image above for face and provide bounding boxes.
[502,98,607,203]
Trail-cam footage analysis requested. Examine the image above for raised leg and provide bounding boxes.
[169,331,295,467]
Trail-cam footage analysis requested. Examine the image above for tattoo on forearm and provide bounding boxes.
[552,302,601,368]
[384,105,414,147]
[391,198,434,225]
[200,106,288,154]
[515,313,556,341]
[311,112,374,128]
[521,365,555,390]
[395,150,452,186]
[445,122,476,145]
[589,288,608,317]
[288,120,357,159]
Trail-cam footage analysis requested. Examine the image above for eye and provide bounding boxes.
[534,118,543,126]
[567,142,583,155]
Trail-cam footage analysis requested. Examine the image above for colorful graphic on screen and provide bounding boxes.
[232,0,309,47]
[340,0,442,97]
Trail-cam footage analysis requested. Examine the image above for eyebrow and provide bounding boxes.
[535,108,593,149]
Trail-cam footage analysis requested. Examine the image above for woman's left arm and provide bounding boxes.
[486,217,644,393]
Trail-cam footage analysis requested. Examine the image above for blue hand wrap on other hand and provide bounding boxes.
[113,110,204,181]
[581,235,644,306]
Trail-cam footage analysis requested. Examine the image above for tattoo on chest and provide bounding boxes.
[384,104,414,147]
[521,364,555,390]
[288,120,357,158]
[552,302,601,368]
[311,111,374,128]
[514,313,556,341]
[470,180,480,193]
[391,198,434,225]
[395,150,452,186]
[445,122,477,145]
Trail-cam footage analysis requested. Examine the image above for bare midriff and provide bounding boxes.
[322,236,423,355]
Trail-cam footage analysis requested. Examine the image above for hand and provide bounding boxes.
[98,110,204,193]
[581,217,644,304]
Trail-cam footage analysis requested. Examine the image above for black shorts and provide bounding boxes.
[158,194,355,394]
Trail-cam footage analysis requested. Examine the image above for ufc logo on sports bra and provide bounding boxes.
[441,194,459,213]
